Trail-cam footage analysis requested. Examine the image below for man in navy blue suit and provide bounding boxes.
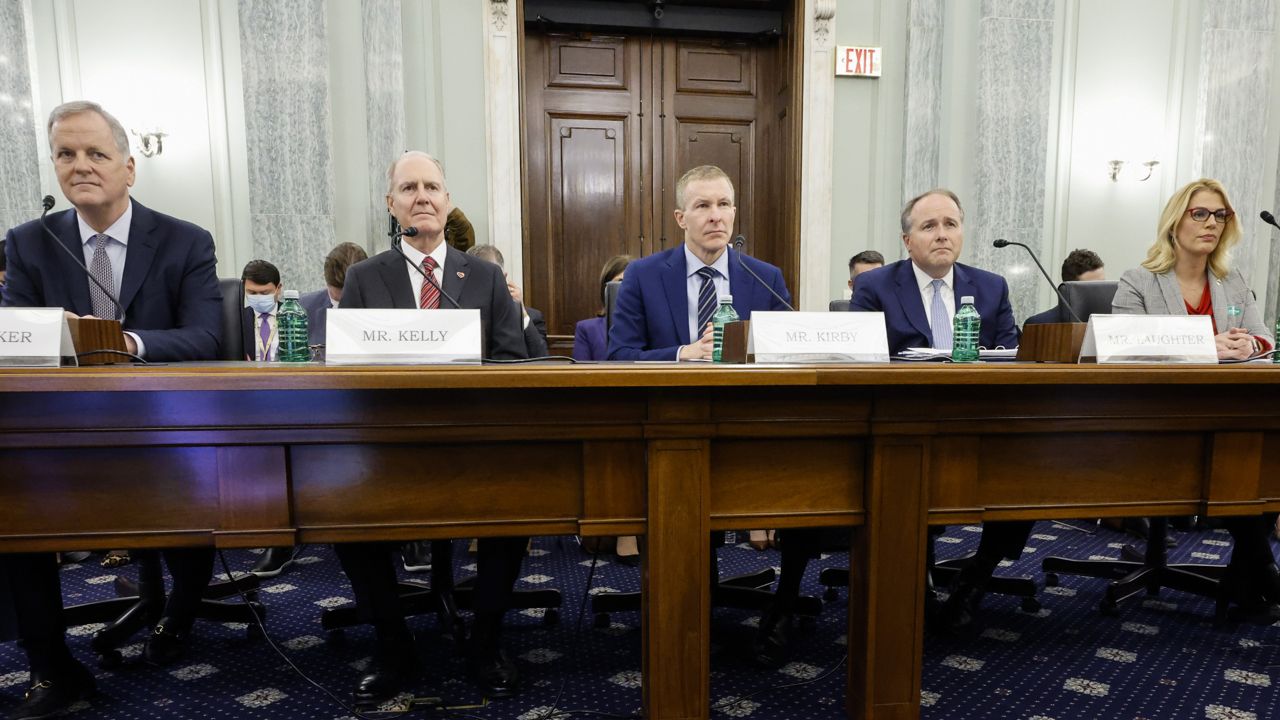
[1,100,222,719]
[607,165,791,361]
[850,188,1025,633]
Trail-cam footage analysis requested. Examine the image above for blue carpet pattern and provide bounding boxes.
[1,523,1277,719]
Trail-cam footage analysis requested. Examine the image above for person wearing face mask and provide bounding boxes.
[241,260,282,362]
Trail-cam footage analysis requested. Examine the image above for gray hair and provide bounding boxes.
[466,244,504,270]
[386,150,447,195]
[900,188,964,234]
[47,101,130,157]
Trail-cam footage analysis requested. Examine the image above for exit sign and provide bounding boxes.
[835,46,881,77]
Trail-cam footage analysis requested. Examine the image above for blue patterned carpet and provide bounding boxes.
[1,523,1277,719]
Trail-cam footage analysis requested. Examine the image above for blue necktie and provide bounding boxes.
[929,278,952,349]
[695,267,719,337]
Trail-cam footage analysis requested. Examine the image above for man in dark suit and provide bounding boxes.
[603,164,808,665]
[465,244,548,358]
[1023,248,1106,326]
[333,150,528,704]
[298,242,367,346]
[1,100,222,719]
[851,188,1023,633]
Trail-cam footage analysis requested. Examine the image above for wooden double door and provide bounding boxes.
[521,31,799,343]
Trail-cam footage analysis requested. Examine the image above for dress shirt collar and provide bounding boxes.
[911,261,953,293]
[77,199,132,248]
[684,244,730,280]
[399,237,448,273]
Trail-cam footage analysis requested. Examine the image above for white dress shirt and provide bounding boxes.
[398,238,448,307]
[252,311,278,361]
[912,262,955,329]
[684,244,731,344]
[76,199,144,355]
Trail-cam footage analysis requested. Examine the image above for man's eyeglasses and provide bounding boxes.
[1186,207,1233,223]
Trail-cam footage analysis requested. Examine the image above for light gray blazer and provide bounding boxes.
[1112,266,1274,347]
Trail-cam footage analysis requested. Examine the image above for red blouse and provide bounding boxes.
[1183,283,1272,352]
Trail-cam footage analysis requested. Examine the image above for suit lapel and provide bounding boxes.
[442,247,469,307]
[1155,272,1185,316]
[660,248,691,345]
[952,263,976,309]
[55,211,92,315]
[118,203,158,317]
[894,261,932,341]
[1207,271,1229,332]
[379,251,417,309]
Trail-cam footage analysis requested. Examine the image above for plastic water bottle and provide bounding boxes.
[711,295,739,363]
[277,290,311,362]
[951,295,981,363]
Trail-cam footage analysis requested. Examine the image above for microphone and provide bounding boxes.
[730,235,795,311]
[1261,210,1279,231]
[388,225,462,309]
[36,195,125,321]
[992,239,1081,323]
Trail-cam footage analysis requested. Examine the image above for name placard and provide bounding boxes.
[1080,314,1217,364]
[748,311,890,363]
[0,308,75,367]
[325,308,483,365]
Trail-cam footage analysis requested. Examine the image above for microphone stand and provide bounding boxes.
[731,236,795,311]
[388,225,462,309]
[992,239,1082,323]
[37,196,125,321]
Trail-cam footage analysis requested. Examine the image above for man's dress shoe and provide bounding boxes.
[250,546,298,578]
[752,610,794,668]
[468,649,520,698]
[143,619,190,665]
[6,662,95,720]
[401,541,432,573]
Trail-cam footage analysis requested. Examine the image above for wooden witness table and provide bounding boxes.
[2,362,1279,719]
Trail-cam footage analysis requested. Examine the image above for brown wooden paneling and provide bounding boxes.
[216,445,292,547]
[1261,432,1280,500]
[710,438,864,519]
[1206,431,1265,514]
[676,45,753,94]
[582,440,646,532]
[549,37,628,88]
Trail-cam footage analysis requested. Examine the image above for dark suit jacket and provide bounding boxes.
[2,200,222,361]
[299,288,331,344]
[606,246,792,361]
[524,306,549,358]
[1023,306,1060,327]
[340,245,526,360]
[573,316,607,361]
[849,259,1018,354]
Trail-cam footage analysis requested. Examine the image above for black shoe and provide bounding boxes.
[58,552,91,565]
[143,619,191,666]
[353,632,420,706]
[616,553,640,568]
[7,662,95,720]
[468,649,519,698]
[752,610,793,668]
[250,546,298,578]
[938,578,988,634]
[401,541,432,573]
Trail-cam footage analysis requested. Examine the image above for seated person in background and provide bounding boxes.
[466,244,548,358]
[241,260,282,362]
[573,254,632,361]
[1112,177,1277,620]
[851,188,1023,633]
[300,241,368,346]
[1023,248,1105,326]
[334,150,529,703]
[0,238,6,294]
[848,249,884,293]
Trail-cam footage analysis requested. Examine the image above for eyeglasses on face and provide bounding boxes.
[1186,207,1233,223]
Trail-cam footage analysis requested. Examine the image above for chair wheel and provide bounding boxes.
[543,609,560,626]
[823,588,838,602]
[1043,573,1059,587]
[98,650,122,669]
[1020,597,1041,613]
[593,613,611,629]
[325,629,345,646]
[1099,599,1119,616]
[246,622,267,641]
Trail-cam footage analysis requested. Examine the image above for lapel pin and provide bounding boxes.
[456,271,465,279]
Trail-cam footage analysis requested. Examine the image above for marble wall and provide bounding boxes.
[361,0,406,248]
[1195,0,1275,327]
[0,0,40,241]
[238,0,336,292]
[968,0,1055,322]
[900,0,943,206]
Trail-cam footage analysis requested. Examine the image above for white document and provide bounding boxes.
[747,311,890,363]
[325,308,483,364]
[0,308,75,367]
[1080,314,1217,364]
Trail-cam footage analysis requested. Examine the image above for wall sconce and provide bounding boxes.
[1108,159,1160,182]
[131,128,167,158]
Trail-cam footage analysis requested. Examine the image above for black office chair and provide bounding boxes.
[1039,280,1222,614]
[62,278,264,666]
[604,279,622,334]
[828,299,851,312]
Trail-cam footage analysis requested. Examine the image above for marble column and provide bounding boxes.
[362,0,406,247]
[1192,1,1277,328]
[968,0,1055,323]
[237,0,336,292]
[0,0,41,237]
[799,0,837,312]
[483,0,524,283]
[900,0,944,204]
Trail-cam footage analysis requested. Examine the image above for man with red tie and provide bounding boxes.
[333,151,528,704]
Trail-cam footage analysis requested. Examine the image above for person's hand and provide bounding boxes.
[505,273,524,305]
[678,323,714,360]
[124,333,138,356]
[1215,328,1254,361]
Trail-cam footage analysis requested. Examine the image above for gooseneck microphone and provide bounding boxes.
[37,195,125,321]
[1260,210,1280,231]
[731,235,795,311]
[388,223,462,309]
[992,238,1082,323]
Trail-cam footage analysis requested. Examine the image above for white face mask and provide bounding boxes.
[245,293,277,315]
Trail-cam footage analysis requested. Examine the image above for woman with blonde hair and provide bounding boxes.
[1114,178,1277,621]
